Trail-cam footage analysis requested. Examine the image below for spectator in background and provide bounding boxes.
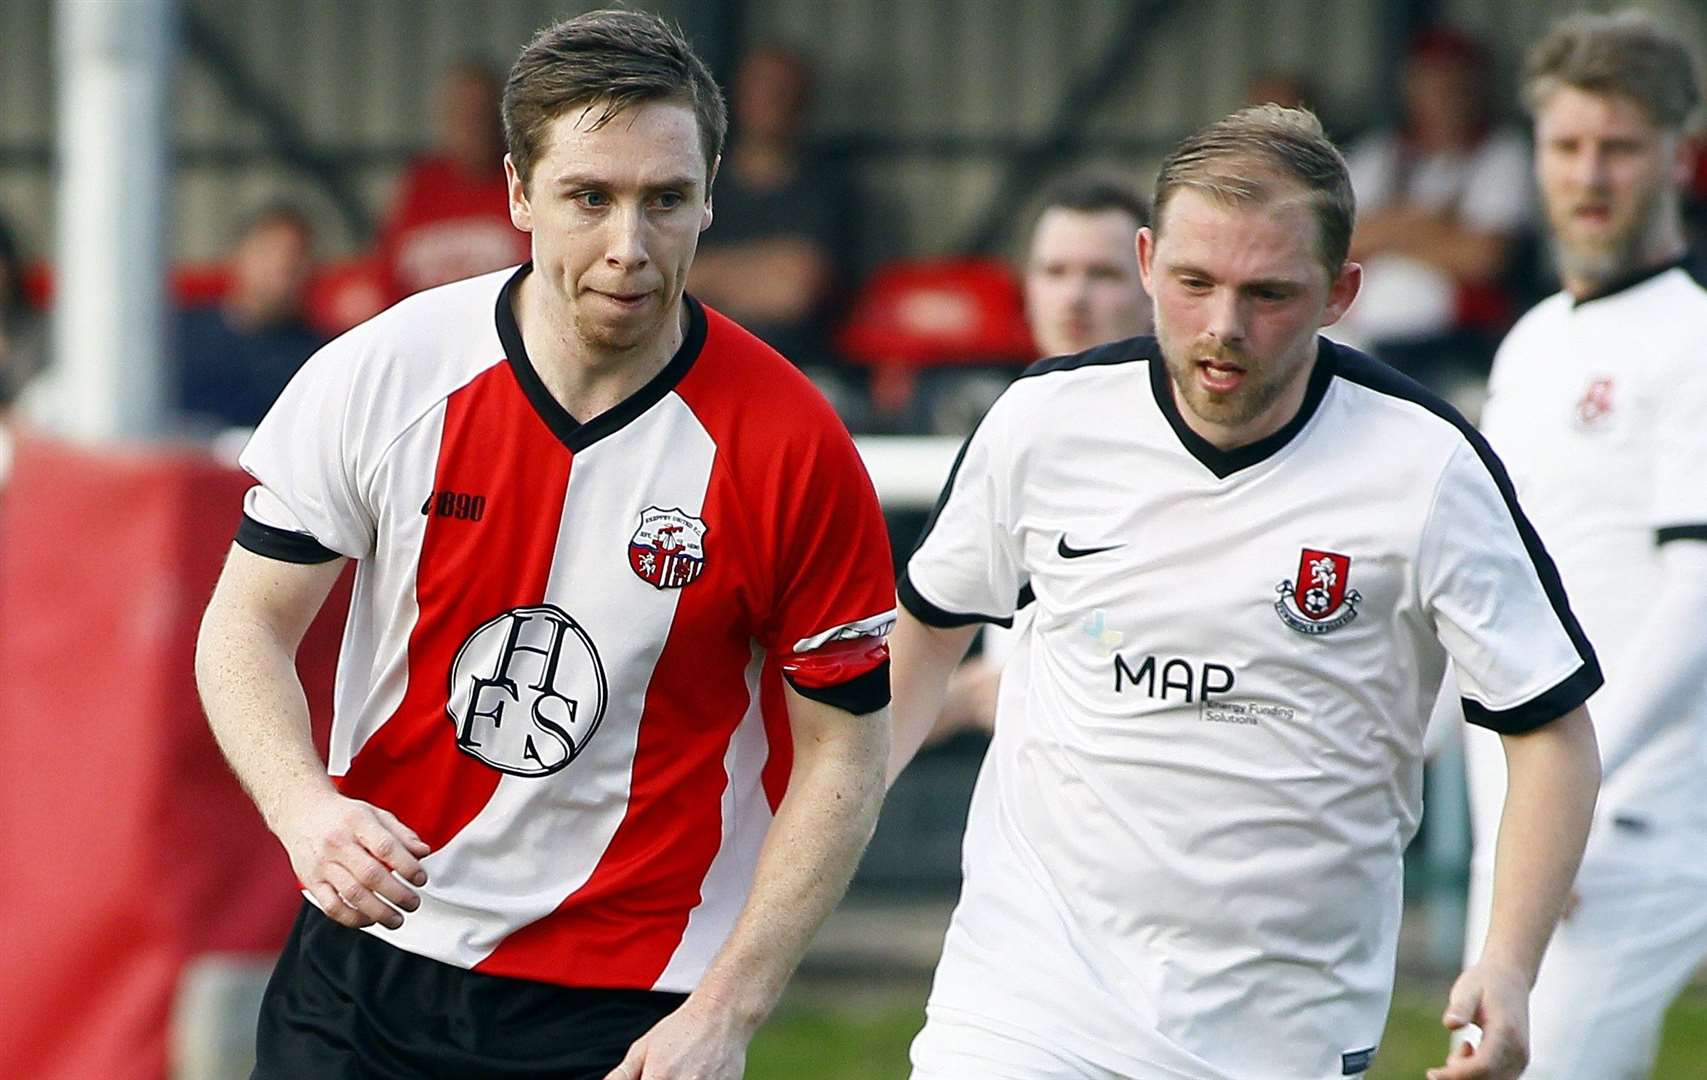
[689,45,850,370]
[379,60,529,301]
[175,203,325,431]
[0,216,46,406]
[1338,27,1535,392]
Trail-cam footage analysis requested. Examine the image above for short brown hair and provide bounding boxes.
[1523,10,1702,132]
[1151,105,1354,276]
[503,9,728,189]
[1037,175,1150,230]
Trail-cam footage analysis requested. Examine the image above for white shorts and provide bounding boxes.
[910,1005,1135,1080]
[1463,824,1707,1079]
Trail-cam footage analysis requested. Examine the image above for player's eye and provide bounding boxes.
[573,190,610,209]
[653,191,685,210]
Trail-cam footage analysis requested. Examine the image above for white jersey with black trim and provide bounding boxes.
[901,336,1599,1080]
[235,264,896,994]
[1466,254,1707,858]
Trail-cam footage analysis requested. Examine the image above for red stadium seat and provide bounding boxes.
[836,258,1035,413]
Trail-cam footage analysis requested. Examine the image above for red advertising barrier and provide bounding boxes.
[0,436,346,1080]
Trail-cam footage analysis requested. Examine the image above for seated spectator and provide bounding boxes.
[0,216,46,405]
[1337,27,1534,387]
[688,45,851,372]
[174,203,326,430]
[380,60,528,301]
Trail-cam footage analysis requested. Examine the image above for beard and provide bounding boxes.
[1163,339,1295,430]
[1549,183,1666,291]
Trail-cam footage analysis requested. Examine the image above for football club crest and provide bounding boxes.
[1575,375,1615,428]
[1275,548,1361,635]
[628,506,708,590]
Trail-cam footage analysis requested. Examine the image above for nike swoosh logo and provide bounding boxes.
[1057,535,1120,559]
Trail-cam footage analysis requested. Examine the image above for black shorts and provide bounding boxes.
[253,902,687,1079]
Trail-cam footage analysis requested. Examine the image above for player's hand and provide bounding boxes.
[1427,959,1530,1080]
[273,790,431,930]
[604,990,753,1080]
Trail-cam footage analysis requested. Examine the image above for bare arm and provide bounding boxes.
[608,686,888,1080]
[1349,207,1514,283]
[1430,704,1599,1080]
[196,544,430,929]
[887,609,980,785]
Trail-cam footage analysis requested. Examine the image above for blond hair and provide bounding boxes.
[1523,10,1701,131]
[1151,105,1355,275]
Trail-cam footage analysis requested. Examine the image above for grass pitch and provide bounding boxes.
[748,984,1707,1078]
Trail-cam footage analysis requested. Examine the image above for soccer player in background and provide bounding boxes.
[1455,13,1707,1078]
[888,106,1601,1080]
[935,176,1153,738]
[195,11,895,1079]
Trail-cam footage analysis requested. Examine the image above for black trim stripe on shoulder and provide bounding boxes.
[1657,524,1707,545]
[901,337,1152,629]
[785,659,891,714]
[1328,341,1603,709]
[1018,334,1156,381]
[1685,250,1707,292]
[495,263,708,453]
[236,514,341,564]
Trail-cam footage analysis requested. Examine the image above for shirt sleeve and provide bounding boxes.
[1419,439,1602,733]
[236,335,377,561]
[1652,334,1707,542]
[763,420,897,715]
[900,395,1028,628]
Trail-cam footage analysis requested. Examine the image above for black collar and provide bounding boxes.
[494,263,707,452]
[1146,336,1337,479]
[1571,250,1702,308]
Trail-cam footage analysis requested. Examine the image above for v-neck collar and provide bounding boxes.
[1146,336,1337,479]
[1570,250,1703,308]
[494,262,708,452]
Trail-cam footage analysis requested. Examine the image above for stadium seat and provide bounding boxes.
[835,258,1035,416]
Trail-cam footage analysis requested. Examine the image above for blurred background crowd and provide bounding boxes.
[2,0,1704,445]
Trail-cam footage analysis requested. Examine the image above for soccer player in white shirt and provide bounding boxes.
[890,106,1602,1080]
[1456,13,1707,1079]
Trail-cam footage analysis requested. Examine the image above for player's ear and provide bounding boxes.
[1136,227,1156,293]
[505,154,533,232]
[701,154,720,233]
[1319,260,1362,328]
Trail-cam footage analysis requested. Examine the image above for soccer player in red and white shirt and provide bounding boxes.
[196,13,894,1080]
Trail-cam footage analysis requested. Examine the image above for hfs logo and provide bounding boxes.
[446,605,608,777]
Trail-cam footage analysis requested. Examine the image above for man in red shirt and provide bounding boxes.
[199,12,895,1079]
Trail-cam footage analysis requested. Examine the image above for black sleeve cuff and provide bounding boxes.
[898,571,1016,629]
[784,659,891,715]
[235,513,342,564]
[1462,658,1604,734]
[1656,524,1707,544]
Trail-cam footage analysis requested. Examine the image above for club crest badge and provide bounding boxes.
[1575,375,1615,428]
[628,506,708,590]
[1275,548,1361,635]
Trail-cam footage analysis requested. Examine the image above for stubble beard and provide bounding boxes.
[1550,182,1666,292]
[1164,342,1290,430]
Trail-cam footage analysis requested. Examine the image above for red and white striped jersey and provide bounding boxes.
[236,264,895,993]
